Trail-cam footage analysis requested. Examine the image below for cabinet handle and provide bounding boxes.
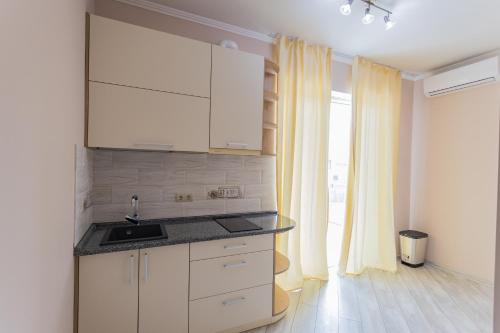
[144,252,149,282]
[223,243,247,250]
[226,142,248,149]
[222,296,246,306]
[133,143,174,150]
[128,255,135,285]
[223,260,247,269]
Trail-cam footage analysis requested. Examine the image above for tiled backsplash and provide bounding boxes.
[74,146,94,245]
[88,149,276,225]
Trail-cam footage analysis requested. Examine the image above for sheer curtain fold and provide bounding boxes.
[339,57,402,275]
[275,37,332,290]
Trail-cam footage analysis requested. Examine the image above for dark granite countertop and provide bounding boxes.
[74,211,295,256]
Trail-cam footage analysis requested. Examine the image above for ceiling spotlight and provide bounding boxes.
[361,5,375,24]
[339,0,353,16]
[384,14,396,30]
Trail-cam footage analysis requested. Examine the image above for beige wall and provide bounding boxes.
[495,132,500,331]
[95,0,273,58]
[0,0,93,332]
[410,81,499,282]
[396,80,415,240]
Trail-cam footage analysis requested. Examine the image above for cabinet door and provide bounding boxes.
[210,45,264,151]
[190,250,273,300]
[89,15,211,97]
[139,244,189,333]
[78,250,139,333]
[88,81,210,152]
[189,284,272,333]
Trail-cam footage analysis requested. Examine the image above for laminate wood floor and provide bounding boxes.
[246,263,493,333]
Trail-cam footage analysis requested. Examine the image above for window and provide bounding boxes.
[327,91,352,267]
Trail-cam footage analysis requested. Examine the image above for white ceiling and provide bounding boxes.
[147,0,500,74]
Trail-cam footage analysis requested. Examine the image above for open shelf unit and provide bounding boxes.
[264,90,279,102]
[273,284,289,317]
[262,59,279,156]
[272,235,290,318]
[274,251,290,274]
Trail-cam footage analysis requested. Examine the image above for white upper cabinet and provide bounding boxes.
[87,15,266,154]
[88,82,209,152]
[210,45,264,151]
[89,15,211,97]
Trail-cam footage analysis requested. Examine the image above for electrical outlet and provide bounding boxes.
[218,186,241,198]
[207,186,242,199]
[175,193,193,202]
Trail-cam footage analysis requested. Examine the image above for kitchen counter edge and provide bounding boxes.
[74,211,295,256]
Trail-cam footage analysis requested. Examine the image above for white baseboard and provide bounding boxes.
[423,260,493,288]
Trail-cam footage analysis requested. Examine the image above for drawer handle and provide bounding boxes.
[226,142,248,149]
[144,252,149,282]
[128,255,135,285]
[133,143,174,150]
[223,260,247,269]
[223,243,247,250]
[222,296,246,306]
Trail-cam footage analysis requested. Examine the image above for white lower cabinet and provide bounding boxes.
[190,234,273,261]
[78,250,139,333]
[189,284,272,333]
[189,235,274,332]
[78,244,189,333]
[190,250,273,300]
[139,245,189,333]
[78,236,273,333]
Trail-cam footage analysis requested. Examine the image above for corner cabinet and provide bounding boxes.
[210,46,264,154]
[78,244,189,333]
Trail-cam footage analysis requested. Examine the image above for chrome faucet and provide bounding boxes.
[125,194,140,225]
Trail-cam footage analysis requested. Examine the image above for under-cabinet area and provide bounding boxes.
[86,14,274,155]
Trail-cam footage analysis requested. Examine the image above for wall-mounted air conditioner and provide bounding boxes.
[423,56,499,97]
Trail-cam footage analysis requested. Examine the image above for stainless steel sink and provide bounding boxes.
[100,223,167,245]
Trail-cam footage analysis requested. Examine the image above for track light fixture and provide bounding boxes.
[384,14,396,30]
[339,0,353,15]
[339,0,396,30]
[362,5,375,24]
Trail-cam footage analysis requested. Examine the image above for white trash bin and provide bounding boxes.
[399,230,428,267]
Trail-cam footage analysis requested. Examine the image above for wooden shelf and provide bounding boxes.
[262,127,276,156]
[263,122,277,129]
[262,59,278,156]
[263,106,277,124]
[265,59,279,75]
[264,91,279,102]
[274,252,290,275]
[273,284,289,316]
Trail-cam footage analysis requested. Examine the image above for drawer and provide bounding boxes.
[190,250,273,300]
[190,234,273,261]
[189,284,272,333]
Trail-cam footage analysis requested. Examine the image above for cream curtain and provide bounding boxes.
[339,57,402,275]
[275,37,332,290]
